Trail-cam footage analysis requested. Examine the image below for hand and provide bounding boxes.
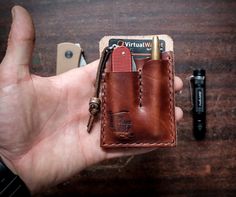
[0,6,183,193]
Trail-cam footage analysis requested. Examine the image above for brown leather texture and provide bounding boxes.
[101,51,176,148]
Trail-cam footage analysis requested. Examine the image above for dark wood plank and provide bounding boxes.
[0,0,236,196]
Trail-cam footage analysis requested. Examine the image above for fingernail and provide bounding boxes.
[11,6,16,19]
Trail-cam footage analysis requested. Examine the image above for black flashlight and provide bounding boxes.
[191,69,206,140]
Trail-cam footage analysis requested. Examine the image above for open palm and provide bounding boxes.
[0,6,183,193]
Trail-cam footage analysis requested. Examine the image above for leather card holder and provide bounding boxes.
[101,51,176,148]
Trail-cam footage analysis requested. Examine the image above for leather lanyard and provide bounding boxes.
[87,46,115,133]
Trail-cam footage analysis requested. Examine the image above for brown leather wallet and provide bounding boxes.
[100,50,176,148]
[87,38,176,148]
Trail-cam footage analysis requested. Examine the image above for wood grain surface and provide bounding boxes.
[0,0,236,196]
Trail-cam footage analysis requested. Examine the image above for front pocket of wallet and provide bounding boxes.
[101,59,176,147]
[102,72,139,140]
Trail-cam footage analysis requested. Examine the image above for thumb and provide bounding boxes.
[1,5,35,80]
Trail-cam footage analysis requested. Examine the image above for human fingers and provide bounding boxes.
[174,76,183,92]
[82,60,184,92]
[175,106,183,121]
[174,77,183,121]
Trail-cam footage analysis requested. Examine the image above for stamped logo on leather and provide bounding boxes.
[108,111,133,139]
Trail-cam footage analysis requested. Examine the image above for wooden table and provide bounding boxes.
[0,0,235,196]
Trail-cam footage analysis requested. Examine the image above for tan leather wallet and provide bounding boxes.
[88,35,176,148]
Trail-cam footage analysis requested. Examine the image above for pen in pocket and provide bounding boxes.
[151,35,160,60]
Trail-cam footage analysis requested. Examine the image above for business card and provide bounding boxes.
[108,39,165,59]
[99,35,173,58]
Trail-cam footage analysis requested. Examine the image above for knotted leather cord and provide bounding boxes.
[87,46,114,133]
